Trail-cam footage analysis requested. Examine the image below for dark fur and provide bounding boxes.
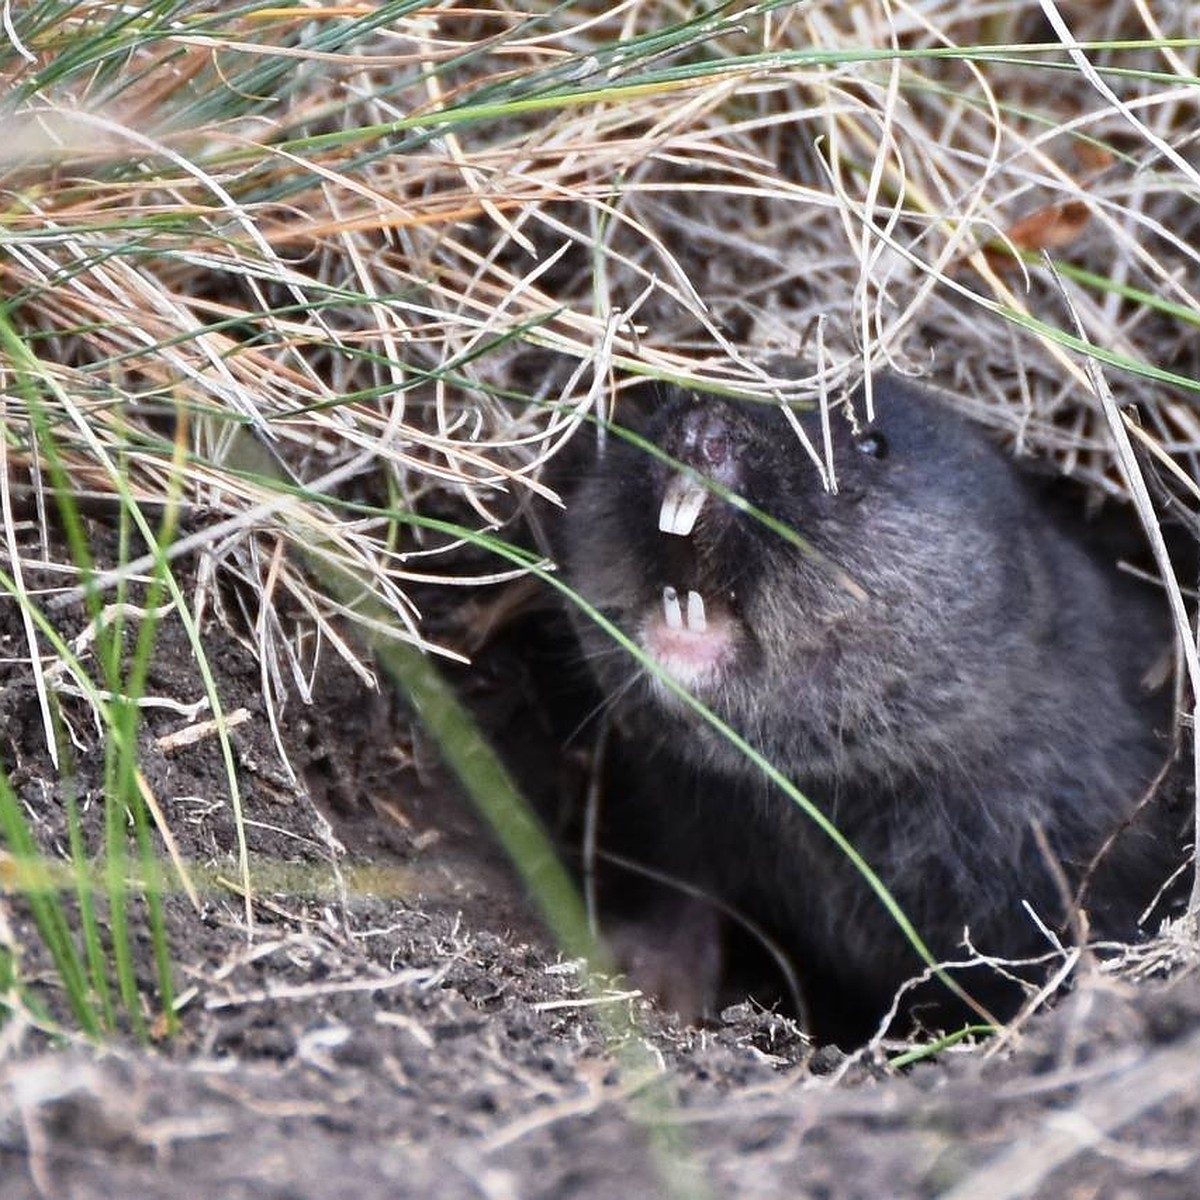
[560,371,1179,1043]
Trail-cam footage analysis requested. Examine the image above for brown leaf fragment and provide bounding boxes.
[955,199,1093,277]
[1074,141,1116,172]
[1006,199,1092,252]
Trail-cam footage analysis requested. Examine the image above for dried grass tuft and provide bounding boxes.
[6,5,1200,645]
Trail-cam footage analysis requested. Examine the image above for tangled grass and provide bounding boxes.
[3,0,1200,1036]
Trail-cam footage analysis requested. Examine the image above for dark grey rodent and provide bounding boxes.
[559,368,1180,1044]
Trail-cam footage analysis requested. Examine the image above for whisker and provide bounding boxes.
[565,667,644,747]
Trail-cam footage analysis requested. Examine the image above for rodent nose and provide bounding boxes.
[679,409,733,473]
[671,406,744,492]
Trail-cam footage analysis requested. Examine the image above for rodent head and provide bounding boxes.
[561,374,1057,783]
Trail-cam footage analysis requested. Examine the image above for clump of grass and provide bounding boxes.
[0,328,182,1037]
[2,0,1199,1052]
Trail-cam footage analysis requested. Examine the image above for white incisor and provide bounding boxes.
[660,585,708,633]
[658,473,708,537]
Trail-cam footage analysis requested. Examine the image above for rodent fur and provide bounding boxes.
[559,369,1179,1042]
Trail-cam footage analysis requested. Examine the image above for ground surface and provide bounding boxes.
[4,521,1200,1199]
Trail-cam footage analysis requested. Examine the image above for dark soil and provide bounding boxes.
[4,516,1200,1199]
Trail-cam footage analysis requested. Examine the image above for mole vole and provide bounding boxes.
[558,369,1180,1044]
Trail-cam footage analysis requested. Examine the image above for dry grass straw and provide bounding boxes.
[3,1,1200,1023]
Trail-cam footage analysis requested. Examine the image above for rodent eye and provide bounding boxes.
[855,430,888,460]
